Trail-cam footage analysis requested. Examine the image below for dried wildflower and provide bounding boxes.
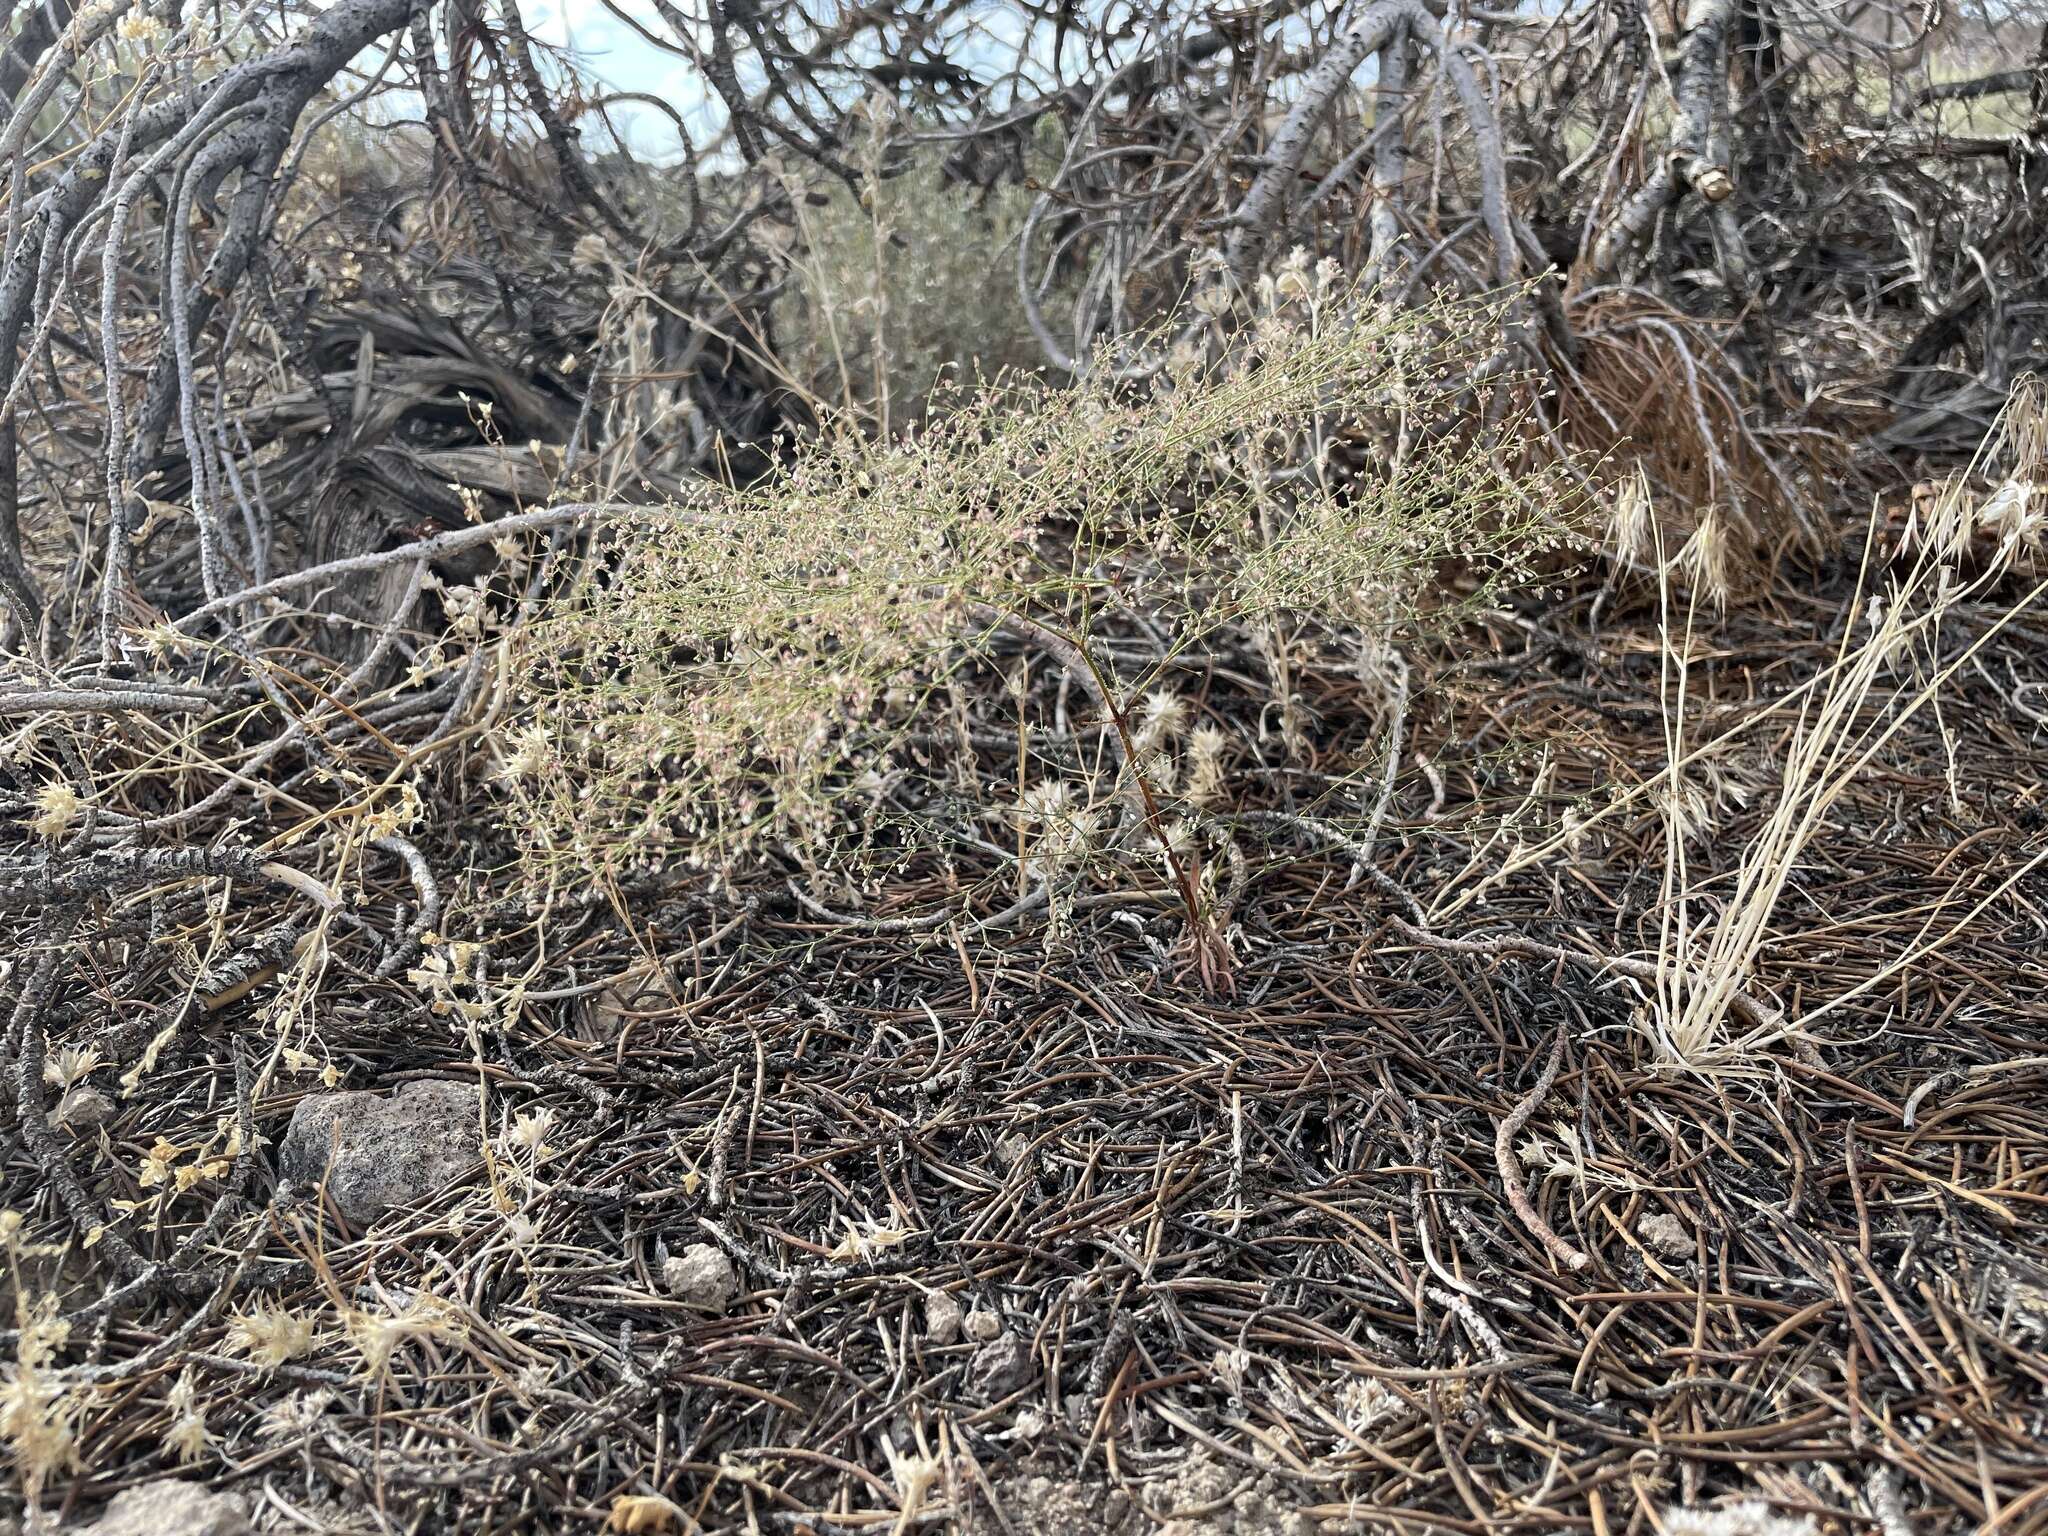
[137,1137,183,1188]
[1018,781,1074,823]
[1274,246,1314,302]
[9,1293,68,1368]
[257,1389,333,1442]
[41,1044,102,1092]
[1158,818,1197,861]
[0,1295,81,1496]
[408,943,493,1026]
[508,280,1561,904]
[1027,800,1100,880]
[163,1369,210,1465]
[171,1147,230,1193]
[880,1429,944,1524]
[438,581,489,638]
[497,723,554,784]
[0,1366,82,1497]
[115,10,166,45]
[344,1291,463,1382]
[504,1212,541,1249]
[1334,1373,1414,1435]
[363,778,424,839]
[27,783,79,842]
[827,1214,917,1263]
[503,1107,556,1158]
[228,1299,319,1369]
[1560,808,1595,865]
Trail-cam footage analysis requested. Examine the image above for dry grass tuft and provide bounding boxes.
[1522,292,1842,596]
[1646,376,2048,1069]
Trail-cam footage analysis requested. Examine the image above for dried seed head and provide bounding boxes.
[1684,509,1732,606]
[1610,471,1653,564]
[503,1106,556,1156]
[1134,689,1188,752]
[1185,725,1231,807]
[1977,479,2046,568]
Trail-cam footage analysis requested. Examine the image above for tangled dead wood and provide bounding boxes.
[4,1,2048,1531]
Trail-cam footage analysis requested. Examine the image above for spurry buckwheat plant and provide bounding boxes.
[499,278,1577,980]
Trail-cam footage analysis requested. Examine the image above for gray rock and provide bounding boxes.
[51,1086,114,1132]
[83,1480,251,1536]
[279,1080,482,1224]
[662,1242,738,1311]
[968,1332,1033,1400]
[962,1306,1002,1344]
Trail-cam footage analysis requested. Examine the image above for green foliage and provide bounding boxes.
[767,126,1060,428]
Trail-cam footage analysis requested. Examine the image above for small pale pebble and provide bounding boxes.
[962,1306,1002,1344]
[1637,1210,1694,1258]
[924,1290,963,1344]
[662,1243,738,1311]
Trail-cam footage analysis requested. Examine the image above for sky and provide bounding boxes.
[502,0,1223,162]
[461,0,1345,163]
[521,0,717,159]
